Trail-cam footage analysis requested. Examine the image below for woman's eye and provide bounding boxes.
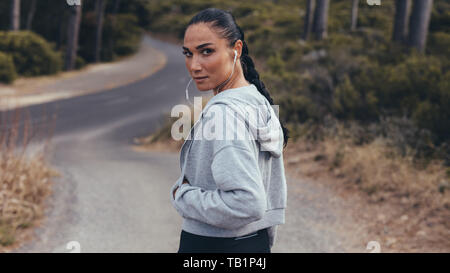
[182,51,192,57]
[182,49,213,57]
[201,49,213,55]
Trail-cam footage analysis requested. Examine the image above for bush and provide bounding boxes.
[149,13,192,40]
[428,31,450,57]
[79,13,143,63]
[101,14,143,61]
[279,94,318,123]
[0,31,62,77]
[333,75,362,119]
[0,52,17,84]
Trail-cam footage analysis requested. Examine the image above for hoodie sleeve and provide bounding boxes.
[173,141,267,230]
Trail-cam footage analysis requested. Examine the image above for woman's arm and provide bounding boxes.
[173,177,190,199]
[172,144,267,230]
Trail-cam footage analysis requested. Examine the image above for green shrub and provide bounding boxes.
[333,75,362,119]
[176,0,223,15]
[80,13,143,63]
[0,31,62,77]
[101,14,143,61]
[412,70,450,145]
[150,13,192,40]
[0,52,17,84]
[278,94,318,123]
[75,56,86,69]
[266,52,286,75]
[428,31,450,57]
[111,14,143,56]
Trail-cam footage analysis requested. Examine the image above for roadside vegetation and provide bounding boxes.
[0,0,147,84]
[0,108,59,250]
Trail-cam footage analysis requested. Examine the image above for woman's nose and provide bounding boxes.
[189,55,202,71]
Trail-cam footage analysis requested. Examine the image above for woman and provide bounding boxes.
[170,8,289,253]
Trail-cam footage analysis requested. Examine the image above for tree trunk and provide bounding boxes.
[65,1,82,71]
[26,0,37,30]
[351,0,359,32]
[10,0,20,31]
[393,0,411,43]
[312,0,330,40]
[112,0,120,24]
[108,0,120,59]
[408,0,433,53]
[95,0,106,63]
[302,0,315,40]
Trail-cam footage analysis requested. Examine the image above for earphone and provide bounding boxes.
[185,49,238,105]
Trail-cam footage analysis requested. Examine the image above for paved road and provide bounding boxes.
[5,35,367,253]
[7,35,196,252]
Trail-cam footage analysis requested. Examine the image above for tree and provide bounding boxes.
[408,0,433,53]
[351,0,359,32]
[112,0,121,25]
[312,0,330,40]
[26,0,37,30]
[10,0,20,31]
[393,0,411,43]
[302,0,315,40]
[95,0,106,63]
[65,0,83,70]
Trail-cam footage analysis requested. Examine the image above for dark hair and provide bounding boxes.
[184,8,289,148]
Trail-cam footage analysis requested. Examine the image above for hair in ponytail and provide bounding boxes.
[185,8,289,148]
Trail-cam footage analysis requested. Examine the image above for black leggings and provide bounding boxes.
[177,228,271,253]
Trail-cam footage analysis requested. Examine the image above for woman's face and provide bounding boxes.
[183,23,237,91]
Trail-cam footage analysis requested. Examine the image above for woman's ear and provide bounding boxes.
[233,39,244,58]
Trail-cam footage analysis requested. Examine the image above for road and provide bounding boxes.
[6,35,367,253]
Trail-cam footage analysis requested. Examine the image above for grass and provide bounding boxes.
[283,120,450,251]
[0,106,60,250]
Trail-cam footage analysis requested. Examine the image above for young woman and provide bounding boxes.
[170,8,289,253]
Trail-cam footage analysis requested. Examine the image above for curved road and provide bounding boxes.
[9,35,194,252]
[7,35,367,253]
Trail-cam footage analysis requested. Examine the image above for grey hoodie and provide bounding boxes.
[170,83,287,249]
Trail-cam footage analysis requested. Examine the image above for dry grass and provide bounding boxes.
[0,107,60,250]
[316,137,445,197]
[284,128,450,252]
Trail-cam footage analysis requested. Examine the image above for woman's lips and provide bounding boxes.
[194,76,208,82]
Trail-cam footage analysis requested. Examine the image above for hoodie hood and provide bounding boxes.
[201,84,284,158]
